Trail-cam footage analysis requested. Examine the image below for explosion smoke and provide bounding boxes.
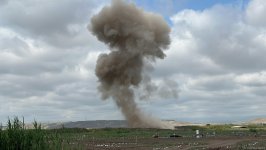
[90,0,172,128]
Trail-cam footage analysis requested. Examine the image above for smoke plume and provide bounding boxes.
[90,0,172,128]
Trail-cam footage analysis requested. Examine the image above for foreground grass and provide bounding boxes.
[0,117,81,149]
[0,117,46,150]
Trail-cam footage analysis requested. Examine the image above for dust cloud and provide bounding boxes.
[90,0,174,129]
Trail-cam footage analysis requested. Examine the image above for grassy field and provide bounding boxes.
[1,117,266,149]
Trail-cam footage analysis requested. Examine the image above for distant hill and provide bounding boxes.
[26,120,255,129]
[44,120,128,129]
[43,120,200,129]
[26,120,256,129]
[22,118,266,129]
[246,118,266,124]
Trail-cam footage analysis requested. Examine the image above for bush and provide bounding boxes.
[249,128,257,133]
[0,117,47,150]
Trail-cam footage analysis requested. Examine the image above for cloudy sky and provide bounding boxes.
[1,0,266,124]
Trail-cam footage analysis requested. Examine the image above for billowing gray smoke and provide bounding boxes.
[90,0,172,128]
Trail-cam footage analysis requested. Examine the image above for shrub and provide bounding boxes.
[0,117,47,150]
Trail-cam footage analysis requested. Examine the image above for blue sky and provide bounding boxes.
[133,0,250,25]
[0,0,266,125]
[134,0,249,11]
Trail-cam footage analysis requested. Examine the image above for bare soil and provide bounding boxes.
[82,136,266,150]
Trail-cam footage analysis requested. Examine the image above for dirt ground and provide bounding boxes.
[84,136,266,150]
[180,136,266,150]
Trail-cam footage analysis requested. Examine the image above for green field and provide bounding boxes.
[1,117,266,149]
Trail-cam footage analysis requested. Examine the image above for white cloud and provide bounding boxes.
[246,0,266,27]
[169,3,266,71]
[0,0,109,123]
[235,71,266,86]
[153,0,266,122]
